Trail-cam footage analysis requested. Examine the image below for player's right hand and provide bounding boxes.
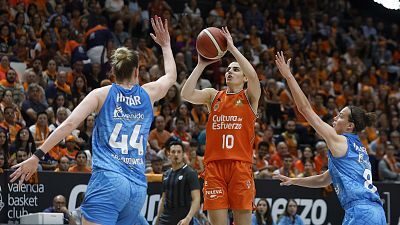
[273,174,294,186]
[10,156,40,185]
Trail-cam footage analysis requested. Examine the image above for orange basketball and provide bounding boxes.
[196,27,227,60]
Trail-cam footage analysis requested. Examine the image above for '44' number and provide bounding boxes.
[109,123,144,155]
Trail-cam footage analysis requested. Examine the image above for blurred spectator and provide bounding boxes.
[150,156,163,175]
[274,154,296,178]
[294,145,314,173]
[29,111,53,146]
[252,198,275,225]
[1,89,24,125]
[390,130,400,151]
[171,116,192,144]
[78,114,95,151]
[314,141,328,174]
[149,115,171,152]
[111,19,129,48]
[0,128,9,169]
[63,135,79,162]
[45,71,72,106]
[21,84,48,127]
[137,37,157,68]
[0,106,22,143]
[68,151,91,173]
[278,119,299,158]
[85,20,113,65]
[0,152,5,172]
[10,128,35,164]
[43,195,70,224]
[270,141,289,169]
[0,68,25,105]
[378,144,400,181]
[256,141,271,172]
[277,199,304,225]
[184,0,201,19]
[187,139,204,173]
[54,156,69,172]
[297,161,317,178]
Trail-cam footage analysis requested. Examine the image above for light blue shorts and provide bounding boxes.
[343,201,386,225]
[81,171,148,225]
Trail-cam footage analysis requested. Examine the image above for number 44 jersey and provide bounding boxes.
[328,133,382,208]
[92,84,153,187]
[205,90,256,164]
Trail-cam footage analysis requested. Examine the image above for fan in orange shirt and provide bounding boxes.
[68,151,91,173]
[181,27,261,225]
[314,141,328,174]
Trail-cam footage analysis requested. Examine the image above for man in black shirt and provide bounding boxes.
[155,141,201,225]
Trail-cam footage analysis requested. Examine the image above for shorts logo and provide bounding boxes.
[205,187,224,200]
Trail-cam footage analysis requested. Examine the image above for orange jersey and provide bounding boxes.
[205,90,256,163]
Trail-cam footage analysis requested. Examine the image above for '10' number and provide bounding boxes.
[222,134,234,149]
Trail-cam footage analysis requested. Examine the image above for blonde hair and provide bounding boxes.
[111,47,139,82]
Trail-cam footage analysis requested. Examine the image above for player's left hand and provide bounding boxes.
[177,217,191,225]
[221,26,234,51]
[150,15,170,48]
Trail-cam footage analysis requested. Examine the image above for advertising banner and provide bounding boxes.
[0,171,398,224]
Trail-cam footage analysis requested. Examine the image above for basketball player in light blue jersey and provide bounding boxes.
[273,52,386,225]
[11,16,177,225]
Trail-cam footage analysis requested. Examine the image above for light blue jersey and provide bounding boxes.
[328,133,386,225]
[92,83,153,187]
[81,84,152,225]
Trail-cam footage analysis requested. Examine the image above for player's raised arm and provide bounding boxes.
[143,16,177,103]
[275,52,347,157]
[221,27,261,106]
[181,55,218,107]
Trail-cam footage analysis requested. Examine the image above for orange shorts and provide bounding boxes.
[202,160,255,211]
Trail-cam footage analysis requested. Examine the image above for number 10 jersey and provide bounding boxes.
[92,83,153,187]
[205,90,256,164]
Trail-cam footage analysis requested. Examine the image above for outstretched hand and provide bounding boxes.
[275,51,293,80]
[273,173,295,186]
[10,156,40,185]
[150,15,170,48]
[220,26,234,51]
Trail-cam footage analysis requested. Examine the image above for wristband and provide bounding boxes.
[34,149,46,160]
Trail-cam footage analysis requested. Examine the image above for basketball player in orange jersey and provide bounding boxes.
[181,27,261,225]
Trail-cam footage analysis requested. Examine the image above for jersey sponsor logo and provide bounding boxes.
[113,105,144,120]
[211,115,243,130]
[213,101,220,111]
[116,93,142,106]
[235,99,243,107]
[353,143,367,154]
[204,187,224,200]
[178,175,183,180]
